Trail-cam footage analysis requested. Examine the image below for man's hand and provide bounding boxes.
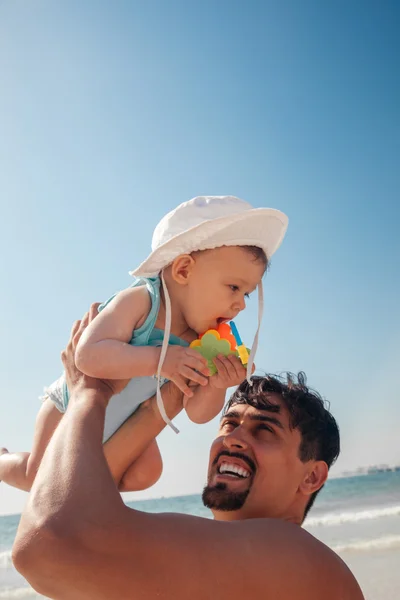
[61,303,130,404]
[208,355,253,390]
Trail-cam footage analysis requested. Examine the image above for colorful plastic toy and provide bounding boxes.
[229,321,250,366]
[190,321,248,375]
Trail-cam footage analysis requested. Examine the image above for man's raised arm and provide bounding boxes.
[13,319,364,600]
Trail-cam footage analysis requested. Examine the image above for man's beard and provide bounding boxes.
[202,481,250,511]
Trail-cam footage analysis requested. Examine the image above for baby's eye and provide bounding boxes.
[229,285,239,292]
[245,293,250,299]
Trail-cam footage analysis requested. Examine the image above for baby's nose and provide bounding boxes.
[233,296,246,312]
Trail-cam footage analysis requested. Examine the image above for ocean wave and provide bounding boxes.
[333,534,400,554]
[0,587,43,599]
[305,504,400,527]
[0,550,13,569]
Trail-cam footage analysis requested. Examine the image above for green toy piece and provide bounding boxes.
[190,328,250,375]
[193,332,237,375]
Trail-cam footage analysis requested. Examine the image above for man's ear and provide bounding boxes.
[170,254,196,285]
[299,461,328,497]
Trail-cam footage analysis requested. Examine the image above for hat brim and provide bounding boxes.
[130,207,288,278]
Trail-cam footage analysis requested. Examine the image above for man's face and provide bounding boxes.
[202,394,311,522]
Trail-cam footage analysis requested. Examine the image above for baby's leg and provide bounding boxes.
[118,440,163,492]
[0,397,62,491]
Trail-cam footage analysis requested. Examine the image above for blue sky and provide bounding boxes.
[0,1,399,515]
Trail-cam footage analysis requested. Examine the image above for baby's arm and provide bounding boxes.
[76,288,210,395]
[184,354,248,424]
[75,286,161,379]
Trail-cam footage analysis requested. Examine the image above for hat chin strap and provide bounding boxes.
[156,271,179,433]
[246,280,264,384]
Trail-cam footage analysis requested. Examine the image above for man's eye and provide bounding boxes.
[257,424,275,435]
[222,421,236,431]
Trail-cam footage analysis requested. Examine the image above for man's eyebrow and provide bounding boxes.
[221,410,241,422]
[249,413,284,430]
[221,410,285,430]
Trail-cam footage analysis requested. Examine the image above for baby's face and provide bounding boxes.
[181,246,265,335]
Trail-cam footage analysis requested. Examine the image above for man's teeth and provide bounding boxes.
[218,462,250,478]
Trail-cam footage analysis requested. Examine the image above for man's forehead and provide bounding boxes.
[229,393,284,413]
[222,393,291,424]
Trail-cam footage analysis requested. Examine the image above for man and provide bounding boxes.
[13,316,364,599]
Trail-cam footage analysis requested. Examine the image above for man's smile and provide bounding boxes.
[218,461,250,478]
[211,451,256,483]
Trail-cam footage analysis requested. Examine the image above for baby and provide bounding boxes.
[0,196,288,493]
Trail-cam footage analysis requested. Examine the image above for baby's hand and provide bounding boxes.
[161,346,210,397]
[208,355,251,390]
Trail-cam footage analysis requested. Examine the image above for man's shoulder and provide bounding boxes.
[236,518,364,599]
[33,508,364,600]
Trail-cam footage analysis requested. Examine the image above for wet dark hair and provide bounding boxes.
[224,372,340,519]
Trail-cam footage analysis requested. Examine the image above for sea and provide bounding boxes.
[1,470,399,599]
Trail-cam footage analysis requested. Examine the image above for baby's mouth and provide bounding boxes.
[216,317,230,325]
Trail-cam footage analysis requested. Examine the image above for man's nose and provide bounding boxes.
[223,428,248,451]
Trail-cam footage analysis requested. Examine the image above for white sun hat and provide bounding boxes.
[129,196,288,433]
[130,195,288,278]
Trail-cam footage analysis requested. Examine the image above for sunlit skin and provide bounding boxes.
[205,395,328,524]
[160,246,266,336]
[0,246,265,492]
[12,323,365,600]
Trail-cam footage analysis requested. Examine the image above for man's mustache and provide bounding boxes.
[213,450,256,474]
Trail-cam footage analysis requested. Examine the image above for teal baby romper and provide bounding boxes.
[44,277,188,442]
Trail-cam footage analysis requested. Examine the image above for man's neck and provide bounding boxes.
[211,508,304,526]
